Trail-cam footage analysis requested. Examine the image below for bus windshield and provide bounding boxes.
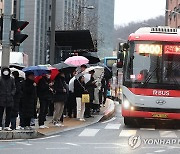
[124,41,180,89]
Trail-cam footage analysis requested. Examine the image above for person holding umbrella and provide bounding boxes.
[74,75,87,121]
[85,70,96,118]
[52,71,68,126]
[37,72,53,129]
[21,72,37,130]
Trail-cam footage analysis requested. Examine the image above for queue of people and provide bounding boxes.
[0,64,108,131]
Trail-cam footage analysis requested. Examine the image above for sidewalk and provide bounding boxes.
[0,99,115,140]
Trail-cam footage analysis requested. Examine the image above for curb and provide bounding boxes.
[100,99,115,121]
[0,99,115,141]
[43,99,115,136]
[0,130,44,140]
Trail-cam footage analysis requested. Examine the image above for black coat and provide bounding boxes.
[53,75,68,103]
[74,79,87,97]
[0,76,16,107]
[11,77,23,118]
[21,78,37,118]
[85,77,96,101]
[37,76,53,101]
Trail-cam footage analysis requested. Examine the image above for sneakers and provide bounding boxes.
[16,126,23,130]
[24,126,34,130]
[79,118,86,122]
[4,127,12,131]
[0,127,2,131]
[39,125,49,129]
[54,122,64,127]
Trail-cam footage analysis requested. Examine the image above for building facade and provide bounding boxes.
[0,0,3,16]
[166,0,180,28]
[86,0,115,58]
[56,0,86,30]
[23,0,50,65]
[55,0,115,58]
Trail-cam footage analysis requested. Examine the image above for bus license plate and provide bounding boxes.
[152,114,168,118]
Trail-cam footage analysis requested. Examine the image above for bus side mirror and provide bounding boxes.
[117,52,124,68]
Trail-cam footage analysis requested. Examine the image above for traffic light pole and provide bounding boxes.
[1,0,13,67]
[50,0,56,65]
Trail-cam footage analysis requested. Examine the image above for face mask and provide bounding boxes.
[3,70,9,76]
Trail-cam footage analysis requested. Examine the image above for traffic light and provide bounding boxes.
[11,18,29,46]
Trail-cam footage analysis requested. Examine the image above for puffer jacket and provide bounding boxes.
[0,67,16,107]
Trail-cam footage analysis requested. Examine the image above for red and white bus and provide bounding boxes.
[119,27,180,126]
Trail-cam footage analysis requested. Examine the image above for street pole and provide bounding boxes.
[165,0,169,26]
[1,0,13,67]
[50,0,56,65]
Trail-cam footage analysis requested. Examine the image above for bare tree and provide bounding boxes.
[56,1,104,51]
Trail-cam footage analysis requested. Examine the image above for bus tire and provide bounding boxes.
[124,117,133,126]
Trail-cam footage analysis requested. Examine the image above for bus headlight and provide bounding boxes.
[123,99,130,109]
[130,106,134,111]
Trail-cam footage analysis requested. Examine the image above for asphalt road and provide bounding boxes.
[0,102,180,154]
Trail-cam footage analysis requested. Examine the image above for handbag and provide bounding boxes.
[82,94,90,103]
[77,79,90,103]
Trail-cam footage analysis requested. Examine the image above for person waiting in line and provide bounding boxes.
[37,73,53,129]
[85,70,96,118]
[53,71,68,127]
[99,78,108,107]
[68,70,77,118]
[21,72,37,130]
[0,67,16,131]
[10,71,23,130]
[74,76,88,121]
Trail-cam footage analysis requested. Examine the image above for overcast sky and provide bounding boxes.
[114,0,166,26]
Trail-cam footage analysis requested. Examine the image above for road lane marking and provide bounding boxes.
[29,135,61,140]
[65,143,80,146]
[94,147,120,149]
[159,131,177,138]
[140,128,155,131]
[104,124,121,129]
[79,129,100,137]
[119,130,137,137]
[154,150,166,153]
[16,142,32,146]
[101,117,116,124]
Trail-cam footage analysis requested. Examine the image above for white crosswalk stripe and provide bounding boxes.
[104,124,121,130]
[79,129,100,137]
[77,127,179,138]
[140,128,155,131]
[159,131,178,138]
[119,130,137,137]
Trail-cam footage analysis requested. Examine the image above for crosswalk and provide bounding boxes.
[79,129,100,137]
[77,124,180,138]
[104,124,121,130]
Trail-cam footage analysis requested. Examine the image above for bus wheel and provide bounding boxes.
[124,117,133,126]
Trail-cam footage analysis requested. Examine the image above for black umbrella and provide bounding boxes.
[53,62,76,70]
[79,52,100,64]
